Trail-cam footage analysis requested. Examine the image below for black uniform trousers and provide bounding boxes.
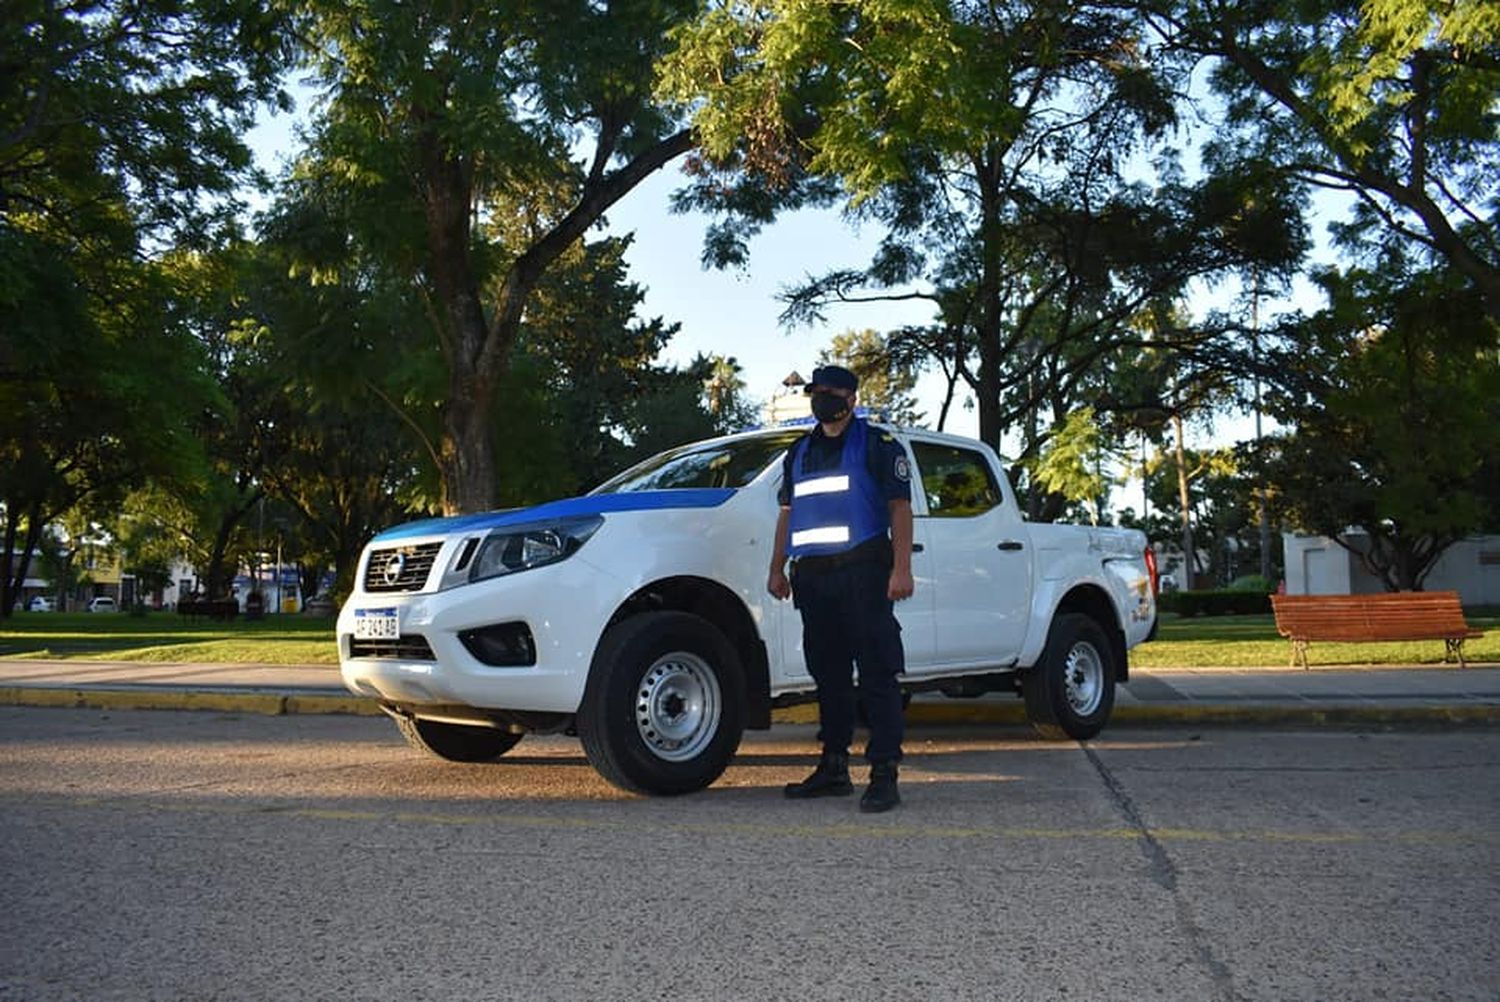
[791,548,906,765]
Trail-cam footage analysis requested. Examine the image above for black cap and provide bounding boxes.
[807,364,858,394]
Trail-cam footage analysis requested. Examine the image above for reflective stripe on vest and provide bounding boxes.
[790,525,850,548]
[792,474,850,498]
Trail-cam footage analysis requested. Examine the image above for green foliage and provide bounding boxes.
[662,0,1307,530]
[697,355,760,435]
[1,0,293,245]
[820,329,922,426]
[1260,262,1500,590]
[290,0,699,511]
[0,0,291,615]
[1027,407,1119,525]
[1150,0,1500,313]
[498,235,723,498]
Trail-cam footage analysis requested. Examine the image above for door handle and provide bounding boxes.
[911,543,925,553]
[997,541,1024,551]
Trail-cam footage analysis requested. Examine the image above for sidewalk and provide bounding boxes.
[2,658,1498,727]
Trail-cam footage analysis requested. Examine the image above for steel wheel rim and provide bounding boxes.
[1063,642,1104,717]
[635,652,721,762]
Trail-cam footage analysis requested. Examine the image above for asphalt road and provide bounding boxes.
[2,707,1496,1002]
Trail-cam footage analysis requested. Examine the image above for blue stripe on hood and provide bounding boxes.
[372,489,736,542]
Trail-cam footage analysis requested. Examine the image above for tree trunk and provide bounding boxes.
[204,516,237,600]
[0,507,17,619]
[1173,412,1195,590]
[974,152,1005,452]
[203,491,261,600]
[1,502,45,619]
[417,122,694,514]
[438,375,499,516]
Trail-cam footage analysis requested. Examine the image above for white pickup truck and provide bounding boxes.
[338,424,1158,795]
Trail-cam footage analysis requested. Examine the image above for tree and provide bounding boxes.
[1139,0,1500,317]
[258,169,728,518]
[512,235,727,494]
[1028,407,1121,526]
[661,0,1304,496]
[0,253,219,615]
[1130,441,1256,587]
[1259,262,1500,590]
[698,354,759,434]
[0,1,291,616]
[260,398,417,603]
[291,0,699,513]
[2,1,292,245]
[820,329,922,426]
[151,247,305,600]
[220,205,438,598]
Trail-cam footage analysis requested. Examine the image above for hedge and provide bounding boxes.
[1158,589,1272,617]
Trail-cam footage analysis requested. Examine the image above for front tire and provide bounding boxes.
[394,715,523,762]
[577,611,746,796]
[1024,612,1116,741]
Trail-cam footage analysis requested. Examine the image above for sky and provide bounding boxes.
[599,166,944,426]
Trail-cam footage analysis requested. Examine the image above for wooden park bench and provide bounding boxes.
[1270,591,1485,669]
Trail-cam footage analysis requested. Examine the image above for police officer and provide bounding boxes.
[767,365,914,813]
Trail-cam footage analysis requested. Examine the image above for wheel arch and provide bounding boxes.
[602,576,772,729]
[1053,583,1129,682]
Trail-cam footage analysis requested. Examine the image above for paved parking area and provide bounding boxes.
[2,707,1496,1001]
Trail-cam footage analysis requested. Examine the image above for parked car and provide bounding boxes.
[340,423,1159,795]
[87,596,118,613]
[27,596,55,612]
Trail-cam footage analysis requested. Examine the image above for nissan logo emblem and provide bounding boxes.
[380,552,407,586]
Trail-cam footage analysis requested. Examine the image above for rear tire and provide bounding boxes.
[1024,612,1116,741]
[577,611,746,796]
[394,715,523,762]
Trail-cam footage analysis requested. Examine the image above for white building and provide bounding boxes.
[1283,532,1500,603]
[764,370,813,425]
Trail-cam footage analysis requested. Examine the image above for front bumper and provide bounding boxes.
[336,549,624,714]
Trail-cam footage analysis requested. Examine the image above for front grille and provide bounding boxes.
[363,542,443,593]
[349,634,437,661]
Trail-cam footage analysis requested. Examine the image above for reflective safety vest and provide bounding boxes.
[786,418,889,558]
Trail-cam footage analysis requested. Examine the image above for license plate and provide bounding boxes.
[353,607,399,640]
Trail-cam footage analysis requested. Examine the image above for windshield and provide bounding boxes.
[593,431,804,494]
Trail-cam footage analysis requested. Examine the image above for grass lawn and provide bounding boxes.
[2,608,1496,669]
[0,611,339,664]
[1133,610,1500,669]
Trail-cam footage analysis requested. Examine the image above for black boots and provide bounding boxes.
[859,762,900,813]
[786,750,900,816]
[786,753,901,811]
[784,750,854,798]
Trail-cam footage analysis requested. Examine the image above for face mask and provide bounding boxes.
[810,391,850,424]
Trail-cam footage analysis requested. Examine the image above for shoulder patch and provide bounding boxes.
[894,455,911,482]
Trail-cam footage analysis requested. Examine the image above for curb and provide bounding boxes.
[0,686,382,717]
[3,686,1497,728]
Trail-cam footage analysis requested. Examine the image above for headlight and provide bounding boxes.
[468,515,604,583]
